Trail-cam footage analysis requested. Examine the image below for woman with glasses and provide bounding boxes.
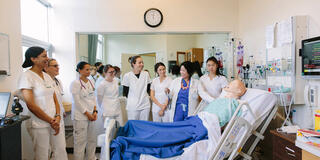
[96,64,122,126]
[44,58,68,160]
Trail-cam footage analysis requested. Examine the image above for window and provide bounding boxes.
[20,0,51,42]
[96,35,104,62]
[20,0,53,63]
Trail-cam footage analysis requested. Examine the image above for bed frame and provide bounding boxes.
[98,100,278,160]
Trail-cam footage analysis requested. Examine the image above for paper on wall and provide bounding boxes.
[266,24,275,49]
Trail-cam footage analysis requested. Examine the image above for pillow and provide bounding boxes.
[239,88,277,126]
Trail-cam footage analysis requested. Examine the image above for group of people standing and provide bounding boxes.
[18,46,228,160]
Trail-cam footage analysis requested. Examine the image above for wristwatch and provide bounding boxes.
[54,114,61,118]
[93,110,98,114]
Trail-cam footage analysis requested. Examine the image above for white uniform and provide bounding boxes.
[121,71,151,120]
[168,77,200,122]
[70,79,97,160]
[198,74,228,106]
[150,77,172,122]
[97,79,122,126]
[17,70,58,160]
[50,77,68,160]
[95,75,104,88]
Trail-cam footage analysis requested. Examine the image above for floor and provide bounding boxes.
[67,153,100,160]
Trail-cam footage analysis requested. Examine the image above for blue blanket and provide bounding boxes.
[110,116,208,160]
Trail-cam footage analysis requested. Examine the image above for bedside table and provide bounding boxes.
[270,130,301,160]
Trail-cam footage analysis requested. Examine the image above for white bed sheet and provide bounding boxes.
[140,89,277,160]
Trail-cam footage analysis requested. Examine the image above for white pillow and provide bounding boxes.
[240,88,277,125]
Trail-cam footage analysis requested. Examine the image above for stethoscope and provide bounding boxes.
[79,78,95,91]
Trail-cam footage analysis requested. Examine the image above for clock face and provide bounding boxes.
[144,8,163,28]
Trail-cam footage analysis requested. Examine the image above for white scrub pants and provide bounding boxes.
[152,111,170,122]
[26,121,66,160]
[73,120,97,160]
[127,108,150,121]
[51,120,68,160]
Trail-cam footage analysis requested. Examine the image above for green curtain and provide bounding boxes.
[88,34,98,65]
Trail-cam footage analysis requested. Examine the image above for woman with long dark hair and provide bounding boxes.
[198,56,228,106]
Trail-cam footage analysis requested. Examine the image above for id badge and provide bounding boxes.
[45,83,52,88]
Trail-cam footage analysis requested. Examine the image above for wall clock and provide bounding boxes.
[144,8,163,28]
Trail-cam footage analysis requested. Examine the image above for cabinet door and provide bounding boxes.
[192,48,204,65]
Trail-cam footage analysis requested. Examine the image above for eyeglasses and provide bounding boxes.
[49,64,59,68]
[108,71,115,74]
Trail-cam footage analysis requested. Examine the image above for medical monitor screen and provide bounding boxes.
[302,36,320,78]
[0,92,10,118]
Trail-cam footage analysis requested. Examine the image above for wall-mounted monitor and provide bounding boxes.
[301,36,320,79]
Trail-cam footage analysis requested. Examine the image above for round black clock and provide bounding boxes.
[144,8,163,28]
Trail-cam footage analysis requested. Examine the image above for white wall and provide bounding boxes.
[0,0,34,159]
[105,34,166,66]
[0,0,22,93]
[238,0,320,65]
[49,0,239,100]
[166,34,196,60]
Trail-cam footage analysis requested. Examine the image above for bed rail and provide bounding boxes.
[209,101,256,160]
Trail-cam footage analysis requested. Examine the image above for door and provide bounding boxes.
[121,53,136,77]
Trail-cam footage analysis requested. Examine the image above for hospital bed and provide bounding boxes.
[97,88,277,160]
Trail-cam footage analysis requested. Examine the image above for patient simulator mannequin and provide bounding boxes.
[109,80,247,160]
[202,79,247,127]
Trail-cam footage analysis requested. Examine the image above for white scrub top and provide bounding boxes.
[51,77,65,114]
[150,77,172,112]
[97,79,121,117]
[18,70,56,128]
[198,74,228,103]
[70,79,97,120]
[121,71,151,111]
[95,75,104,88]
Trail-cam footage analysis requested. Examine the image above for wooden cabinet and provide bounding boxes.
[185,48,203,65]
[270,130,301,160]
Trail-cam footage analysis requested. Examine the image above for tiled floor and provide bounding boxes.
[67,153,100,160]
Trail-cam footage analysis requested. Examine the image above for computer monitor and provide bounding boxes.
[301,36,320,79]
[0,92,11,118]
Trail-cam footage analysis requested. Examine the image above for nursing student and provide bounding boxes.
[18,46,61,160]
[166,61,200,122]
[97,65,122,126]
[150,62,172,122]
[70,61,98,160]
[44,58,68,160]
[122,56,151,120]
[198,56,228,107]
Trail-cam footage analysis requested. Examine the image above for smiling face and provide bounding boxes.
[157,65,166,77]
[45,60,59,77]
[132,57,144,72]
[79,64,91,78]
[31,50,49,69]
[180,65,189,79]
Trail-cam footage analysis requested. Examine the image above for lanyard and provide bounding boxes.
[79,78,95,91]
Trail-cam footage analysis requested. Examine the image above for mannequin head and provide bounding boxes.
[224,79,247,99]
